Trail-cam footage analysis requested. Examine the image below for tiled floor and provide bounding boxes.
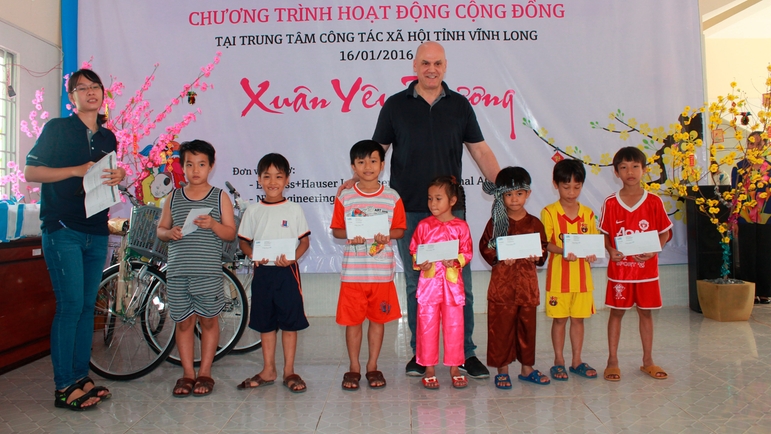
[2,306,771,433]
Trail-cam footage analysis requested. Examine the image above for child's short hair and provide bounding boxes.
[496,166,531,189]
[428,175,465,211]
[612,147,647,170]
[350,140,385,164]
[258,153,290,176]
[553,159,586,184]
[179,140,216,165]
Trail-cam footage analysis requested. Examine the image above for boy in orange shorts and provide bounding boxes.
[600,147,672,381]
[331,140,406,390]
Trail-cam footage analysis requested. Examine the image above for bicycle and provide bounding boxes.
[224,181,261,354]
[90,185,249,380]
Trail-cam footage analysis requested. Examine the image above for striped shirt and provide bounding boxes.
[541,201,598,293]
[166,187,223,278]
[330,184,406,282]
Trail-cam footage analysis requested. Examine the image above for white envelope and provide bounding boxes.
[416,239,459,264]
[181,207,213,236]
[252,238,297,264]
[563,234,606,259]
[345,213,390,239]
[496,233,543,261]
[614,231,662,257]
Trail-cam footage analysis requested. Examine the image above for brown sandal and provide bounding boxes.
[173,377,195,398]
[283,374,307,393]
[237,374,275,390]
[342,372,361,391]
[193,376,215,396]
[365,370,386,389]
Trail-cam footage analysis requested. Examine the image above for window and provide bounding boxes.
[0,47,18,198]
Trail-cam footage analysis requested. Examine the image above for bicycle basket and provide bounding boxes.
[126,205,168,261]
[222,214,241,263]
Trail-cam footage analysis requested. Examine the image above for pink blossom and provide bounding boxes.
[41,111,49,120]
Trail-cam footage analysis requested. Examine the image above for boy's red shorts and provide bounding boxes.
[604,280,662,309]
[336,281,402,326]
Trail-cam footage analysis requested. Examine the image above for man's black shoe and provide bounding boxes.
[405,356,425,376]
[459,356,490,379]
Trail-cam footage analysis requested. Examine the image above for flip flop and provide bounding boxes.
[550,365,569,381]
[237,374,275,390]
[569,363,598,379]
[451,375,468,389]
[342,372,361,391]
[518,370,550,385]
[421,376,440,389]
[172,377,196,398]
[603,367,621,382]
[283,374,307,393]
[193,376,215,397]
[365,370,387,389]
[640,365,668,380]
[494,373,512,390]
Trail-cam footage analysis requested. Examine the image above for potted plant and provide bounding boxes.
[649,66,771,321]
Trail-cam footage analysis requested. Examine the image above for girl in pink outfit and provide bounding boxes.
[409,176,473,389]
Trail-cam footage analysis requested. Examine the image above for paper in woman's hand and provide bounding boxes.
[83,151,120,217]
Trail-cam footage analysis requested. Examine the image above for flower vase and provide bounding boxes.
[696,280,755,321]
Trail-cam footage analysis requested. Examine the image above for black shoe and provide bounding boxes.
[760,297,771,305]
[459,356,490,379]
[405,356,425,377]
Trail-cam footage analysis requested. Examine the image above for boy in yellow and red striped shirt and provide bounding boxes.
[540,160,599,381]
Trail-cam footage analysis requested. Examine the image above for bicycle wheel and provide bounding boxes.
[90,262,175,381]
[166,266,248,366]
[230,263,262,353]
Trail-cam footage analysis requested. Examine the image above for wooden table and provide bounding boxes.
[0,237,55,374]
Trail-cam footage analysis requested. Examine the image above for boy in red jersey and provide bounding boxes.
[600,147,672,381]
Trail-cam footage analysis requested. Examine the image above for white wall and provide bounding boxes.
[0,16,63,183]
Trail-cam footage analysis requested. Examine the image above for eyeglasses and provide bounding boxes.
[70,84,102,93]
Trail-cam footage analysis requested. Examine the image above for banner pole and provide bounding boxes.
[61,0,78,115]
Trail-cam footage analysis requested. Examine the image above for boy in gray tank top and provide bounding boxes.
[157,140,237,397]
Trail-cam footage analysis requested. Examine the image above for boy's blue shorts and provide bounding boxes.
[249,263,309,333]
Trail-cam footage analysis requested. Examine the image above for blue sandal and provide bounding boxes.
[494,374,512,389]
[550,365,569,381]
[569,363,598,379]
[518,370,551,385]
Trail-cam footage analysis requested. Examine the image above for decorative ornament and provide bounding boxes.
[740,112,751,126]
[187,91,197,105]
[551,152,565,163]
[711,129,724,144]
[763,92,771,108]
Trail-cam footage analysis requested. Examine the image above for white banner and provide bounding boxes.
[79,0,703,272]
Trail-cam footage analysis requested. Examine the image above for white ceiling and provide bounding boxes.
[703,0,771,38]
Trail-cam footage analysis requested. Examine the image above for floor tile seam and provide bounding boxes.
[118,395,165,434]
[217,398,250,434]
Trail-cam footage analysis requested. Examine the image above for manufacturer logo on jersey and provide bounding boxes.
[639,219,650,231]
[281,220,288,227]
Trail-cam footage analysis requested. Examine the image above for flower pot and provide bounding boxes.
[696,280,755,321]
